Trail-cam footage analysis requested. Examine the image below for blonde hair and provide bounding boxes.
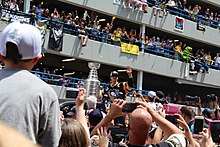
[59,118,90,147]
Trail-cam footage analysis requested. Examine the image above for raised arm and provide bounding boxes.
[75,88,90,139]
[91,99,126,135]
[136,101,183,140]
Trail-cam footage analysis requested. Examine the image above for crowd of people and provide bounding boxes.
[0,21,220,147]
[1,0,220,70]
[114,0,220,27]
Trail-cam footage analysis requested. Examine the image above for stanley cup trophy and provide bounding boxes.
[84,62,100,103]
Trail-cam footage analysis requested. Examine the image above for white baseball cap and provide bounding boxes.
[0,22,41,60]
[147,91,156,98]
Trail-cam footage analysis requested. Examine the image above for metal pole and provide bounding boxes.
[137,70,143,93]
[23,0,30,13]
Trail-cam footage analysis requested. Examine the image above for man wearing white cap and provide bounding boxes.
[0,22,61,147]
[146,91,163,111]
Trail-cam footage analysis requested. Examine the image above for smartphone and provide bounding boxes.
[163,104,179,114]
[209,120,220,143]
[165,115,178,125]
[66,88,79,99]
[122,103,138,113]
[193,116,204,136]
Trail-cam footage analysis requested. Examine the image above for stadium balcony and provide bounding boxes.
[200,0,220,8]
[63,0,220,49]
[1,5,220,93]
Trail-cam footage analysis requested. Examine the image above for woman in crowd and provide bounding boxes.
[58,118,90,147]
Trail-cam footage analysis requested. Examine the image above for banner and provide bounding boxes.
[49,22,63,52]
[174,16,184,32]
[121,42,140,55]
[197,23,205,31]
[1,10,31,23]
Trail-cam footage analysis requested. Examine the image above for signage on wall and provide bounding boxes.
[174,16,184,32]
[197,23,206,32]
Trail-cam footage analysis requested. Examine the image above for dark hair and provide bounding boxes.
[4,42,31,63]
[88,109,103,126]
[5,42,22,61]
[58,118,89,147]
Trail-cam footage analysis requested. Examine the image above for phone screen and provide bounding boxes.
[122,103,138,113]
[165,115,178,125]
[194,118,204,134]
[210,121,220,143]
[66,89,79,99]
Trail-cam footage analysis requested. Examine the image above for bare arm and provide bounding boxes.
[91,99,126,135]
[175,114,195,147]
[152,126,163,144]
[136,101,183,140]
[75,88,90,139]
[152,109,166,143]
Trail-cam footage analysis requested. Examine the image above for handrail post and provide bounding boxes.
[23,0,31,13]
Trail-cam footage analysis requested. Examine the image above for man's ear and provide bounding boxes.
[0,55,4,61]
[32,54,42,65]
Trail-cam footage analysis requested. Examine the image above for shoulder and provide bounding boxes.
[165,134,187,147]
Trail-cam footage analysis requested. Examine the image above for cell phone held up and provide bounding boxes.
[209,120,220,143]
[122,103,138,113]
[165,115,178,125]
[193,116,204,136]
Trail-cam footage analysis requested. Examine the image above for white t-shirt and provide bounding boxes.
[9,2,19,11]
[214,57,220,64]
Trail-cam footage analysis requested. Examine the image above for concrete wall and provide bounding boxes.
[200,0,220,7]
[60,0,220,48]
[56,33,220,88]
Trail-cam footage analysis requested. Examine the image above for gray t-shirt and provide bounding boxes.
[0,68,61,147]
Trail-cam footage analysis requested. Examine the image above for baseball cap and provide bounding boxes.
[147,91,156,98]
[202,108,212,118]
[156,91,165,99]
[110,71,119,77]
[67,106,76,116]
[0,22,41,60]
[88,109,103,126]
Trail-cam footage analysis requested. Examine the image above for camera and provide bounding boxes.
[185,95,200,103]
[206,94,217,102]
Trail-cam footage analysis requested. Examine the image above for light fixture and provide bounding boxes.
[62,58,75,62]
[117,69,127,72]
[64,72,75,76]
[99,19,106,22]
